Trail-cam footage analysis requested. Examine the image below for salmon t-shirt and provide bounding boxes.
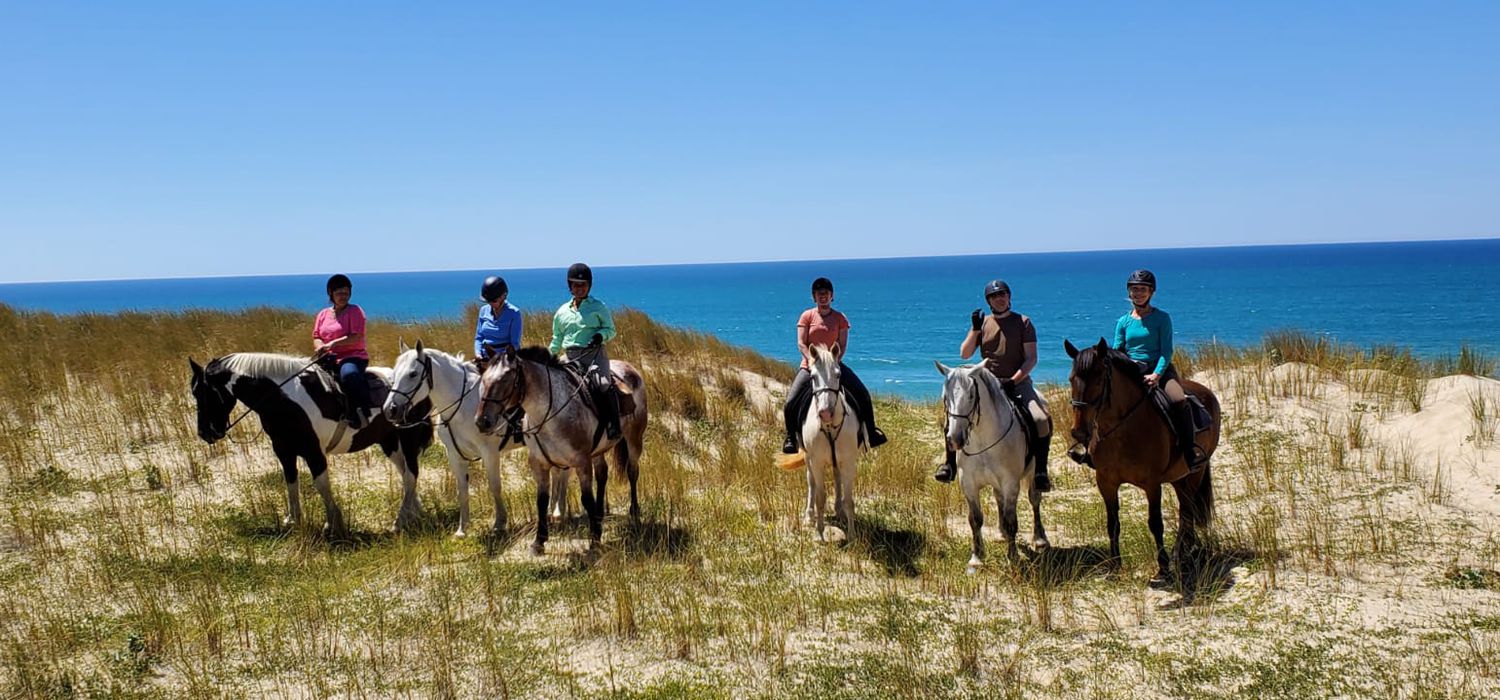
[797,307,849,369]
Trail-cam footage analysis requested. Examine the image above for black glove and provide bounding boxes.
[1000,378,1017,394]
[589,333,604,348]
[971,309,984,331]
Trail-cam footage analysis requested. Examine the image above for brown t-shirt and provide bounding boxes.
[979,312,1037,379]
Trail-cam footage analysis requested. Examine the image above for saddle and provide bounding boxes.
[305,360,391,420]
[1147,388,1212,438]
[561,362,636,430]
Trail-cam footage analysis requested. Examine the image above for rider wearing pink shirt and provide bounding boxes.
[313,274,373,428]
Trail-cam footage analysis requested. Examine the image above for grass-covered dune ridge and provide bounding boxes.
[1,303,1498,698]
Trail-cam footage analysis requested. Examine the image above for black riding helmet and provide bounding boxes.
[983,279,1010,297]
[481,275,508,302]
[1126,269,1157,290]
[811,277,834,294]
[326,273,352,293]
[567,263,593,285]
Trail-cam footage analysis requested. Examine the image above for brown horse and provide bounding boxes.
[1063,338,1220,592]
[474,345,647,555]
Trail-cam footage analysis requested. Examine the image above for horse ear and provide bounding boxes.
[1095,337,1109,354]
[505,345,517,361]
[483,343,496,359]
[934,360,951,376]
[830,342,841,359]
[1063,339,1079,359]
[189,358,204,380]
[399,337,409,352]
[415,339,424,354]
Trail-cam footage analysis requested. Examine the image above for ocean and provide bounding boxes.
[3,239,1498,399]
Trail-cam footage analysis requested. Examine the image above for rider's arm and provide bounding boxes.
[1112,316,1127,351]
[506,305,523,351]
[474,307,488,357]
[1154,313,1173,375]
[959,328,979,359]
[592,301,617,344]
[548,307,564,355]
[836,323,850,361]
[796,314,812,367]
[1017,342,1038,383]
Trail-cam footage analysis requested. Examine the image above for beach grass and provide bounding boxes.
[1,305,1497,698]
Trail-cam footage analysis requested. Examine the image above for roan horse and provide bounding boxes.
[799,344,863,542]
[475,345,646,554]
[1064,338,1219,591]
[190,353,434,537]
[383,341,524,537]
[935,362,1049,572]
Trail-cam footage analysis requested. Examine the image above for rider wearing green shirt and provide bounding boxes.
[550,263,622,440]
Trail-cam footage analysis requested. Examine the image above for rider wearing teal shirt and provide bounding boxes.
[1110,269,1206,469]
[550,263,622,440]
[1114,309,1173,376]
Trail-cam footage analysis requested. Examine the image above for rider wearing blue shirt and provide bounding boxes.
[475,276,522,367]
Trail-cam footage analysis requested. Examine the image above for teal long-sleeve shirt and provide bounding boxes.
[550,296,617,354]
[1113,309,1173,375]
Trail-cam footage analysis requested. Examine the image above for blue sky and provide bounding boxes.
[2,2,1497,282]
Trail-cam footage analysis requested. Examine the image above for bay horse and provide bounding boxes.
[935,361,1048,572]
[800,344,862,542]
[1063,338,1219,591]
[383,341,525,537]
[474,345,646,555]
[189,353,434,537]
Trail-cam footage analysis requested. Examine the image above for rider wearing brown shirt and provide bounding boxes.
[934,279,1055,492]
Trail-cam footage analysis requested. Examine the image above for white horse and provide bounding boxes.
[383,341,526,537]
[935,362,1049,573]
[801,344,863,542]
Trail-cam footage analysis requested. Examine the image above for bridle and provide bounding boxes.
[200,356,322,444]
[809,364,848,441]
[1069,351,1151,450]
[389,352,489,459]
[945,373,1014,456]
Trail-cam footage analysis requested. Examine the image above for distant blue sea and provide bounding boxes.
[3,240,1498,399]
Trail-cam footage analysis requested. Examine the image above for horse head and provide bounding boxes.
[935,361,984,452]
[808,344,845,427]
[1064,337,1116,448]
[475,345,524,434]
[189,357,236,444]
[385,339,433,424]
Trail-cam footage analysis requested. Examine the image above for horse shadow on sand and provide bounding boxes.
[843,514,928,578]
[1156,542,1276,608]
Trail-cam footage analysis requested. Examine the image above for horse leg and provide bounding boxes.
[1100,481,1122,571]
[385,441,421,534]
[482,446,506,534]
[530,460,550,555]
[577,459,604,549]
[995,482,1020,562]
[621,436,641,523]
[550,467,571,524]
[444,438,471,537]
[1029,473,1050,551]
[272,442,302,527]
[807,455,827,542]
[1172,477,1204,595]
[835,449,856,538]
[594,456,610,518]
[1147,484,1172,588]
[307,453,345,539]
[963,477,984,574]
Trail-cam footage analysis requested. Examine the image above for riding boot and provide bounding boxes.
[1031,436,1053,492]
[345,399,365,429]
[866,423,888,448]
[604,391,622,441]
[1171,401,1207,471]
[933,449,957,483]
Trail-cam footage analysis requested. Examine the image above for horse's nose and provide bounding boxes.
[475,414,494,434]
[817,408,833,423]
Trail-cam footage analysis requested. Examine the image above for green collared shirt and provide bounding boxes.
[549,296,617,354]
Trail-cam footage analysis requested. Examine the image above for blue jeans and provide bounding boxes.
[338,358,372,409]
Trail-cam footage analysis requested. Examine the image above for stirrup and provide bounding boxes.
[1183,445,1208,471]
[933,463,956,483]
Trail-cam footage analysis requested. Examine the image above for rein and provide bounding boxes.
[390,354,486,460]
[1069,353,1153,452]
[482,356,591,467]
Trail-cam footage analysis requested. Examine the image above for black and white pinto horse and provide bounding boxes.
[189,353,434,537]
[475,345,646,555]
[383,340,524,537]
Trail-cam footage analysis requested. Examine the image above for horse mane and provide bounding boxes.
[811,344,837,366]
[216,352,313,380]
[1076,346,1148,382]
[948,363,1006,409]
[515,345,569,370]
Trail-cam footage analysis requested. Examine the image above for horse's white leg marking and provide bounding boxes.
[835,442,856,535]
[550,467,571,523]
[448,447,471,537]
[284,482,302,527]
[963,472,985,573]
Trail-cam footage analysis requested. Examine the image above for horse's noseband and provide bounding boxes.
[388,355,434,407]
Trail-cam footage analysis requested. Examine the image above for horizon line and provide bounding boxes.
[3,234,1497,286]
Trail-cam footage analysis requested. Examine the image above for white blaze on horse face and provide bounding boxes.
[810,348,842,425]
[944,373,975,449]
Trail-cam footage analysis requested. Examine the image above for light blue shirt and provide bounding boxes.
[474,302,523,358]
[1114,309,1174,375]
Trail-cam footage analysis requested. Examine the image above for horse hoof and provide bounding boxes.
[1149,575,1175,589]
[452,529,467,539]
[966,566,980,576]
[282,515,298,527]
[1032,537,1051,551]
[530,542,545,556]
